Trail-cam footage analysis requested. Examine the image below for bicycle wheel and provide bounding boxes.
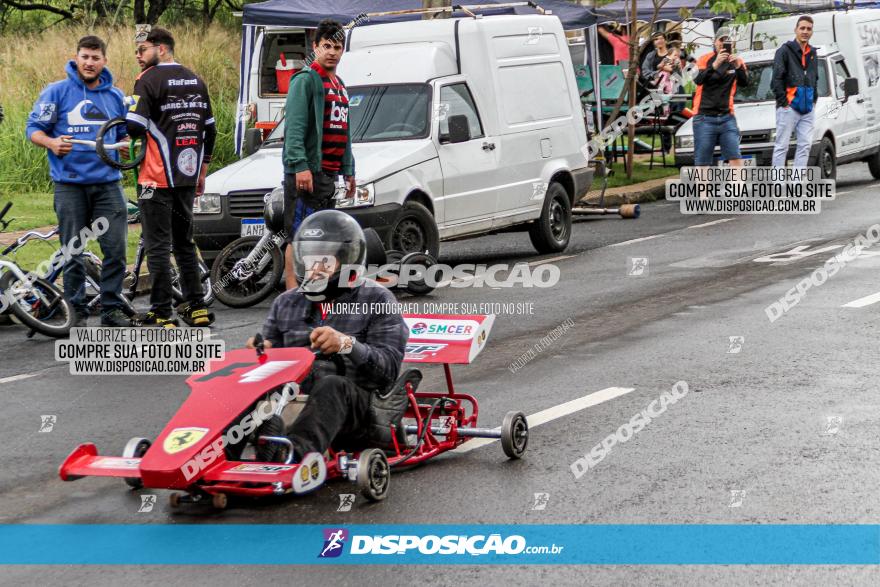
[210,236,284,308]
[0,272,73,338]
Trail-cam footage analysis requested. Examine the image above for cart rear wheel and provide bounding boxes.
[212,493,228,509]
[121,437,150,489]
[357,449,390,502]
[501,411,528,459]
[399,251,437,295]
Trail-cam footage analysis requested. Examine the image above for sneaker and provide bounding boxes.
[101,308,132,327]
[132,311,179,328]
[178,301,214,327]
[73,311,89,328]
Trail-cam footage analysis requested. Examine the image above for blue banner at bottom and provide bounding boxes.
[1,525,878,564]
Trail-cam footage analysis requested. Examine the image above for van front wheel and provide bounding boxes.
[817,137,836,180]
[386,201,440,259]
[868,150,880,179]
[528,182,572,254]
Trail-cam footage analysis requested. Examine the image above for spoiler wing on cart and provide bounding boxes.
[401,314,495,364]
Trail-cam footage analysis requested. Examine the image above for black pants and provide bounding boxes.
[282,171,337,244]
[139,186,203,316]
[287,374,372,458]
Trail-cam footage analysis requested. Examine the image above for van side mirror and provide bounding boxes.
[243,128,263,157]
[843,77,859,99]
[447,115,471,144]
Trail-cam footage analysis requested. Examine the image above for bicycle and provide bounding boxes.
[0,203,74,338]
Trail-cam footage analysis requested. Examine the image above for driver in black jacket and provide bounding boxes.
[247,210,408,462]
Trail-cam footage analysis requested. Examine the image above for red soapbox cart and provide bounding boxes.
[58,314,528,508]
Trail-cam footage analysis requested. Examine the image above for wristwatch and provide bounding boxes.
[338,334,355,355]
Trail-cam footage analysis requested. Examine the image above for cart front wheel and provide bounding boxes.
[357,448,390,502]
[501,411,528,459]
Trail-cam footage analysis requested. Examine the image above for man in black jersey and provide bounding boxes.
[126,27,216,327]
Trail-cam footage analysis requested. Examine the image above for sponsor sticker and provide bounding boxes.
[93,457,141,469]
[405,318,480,340]
[228,464,295,474]
[404,343,447,360]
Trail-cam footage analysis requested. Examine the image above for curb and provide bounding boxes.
[578,176,670,207]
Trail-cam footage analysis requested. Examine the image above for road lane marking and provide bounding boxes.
[842,291,880,308]
[452,386,636,453]
[528,254,575,266]
[608,235,664,247]
[0,372,40,385]
[688,218,735,229]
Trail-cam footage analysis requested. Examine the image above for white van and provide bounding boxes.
[194,14,591,262]
[674,9,880,179]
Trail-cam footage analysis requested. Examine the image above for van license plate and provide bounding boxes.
[241,219,265,237]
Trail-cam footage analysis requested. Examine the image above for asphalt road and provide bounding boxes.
[2,164,880,585]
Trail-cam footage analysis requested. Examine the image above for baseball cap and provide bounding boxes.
[714,27,732,41]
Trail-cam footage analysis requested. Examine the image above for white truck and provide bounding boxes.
[194,13,592,262]
[674,9,880,179]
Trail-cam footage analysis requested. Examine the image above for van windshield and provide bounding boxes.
[735,59,830,103]
[262,83,431,145]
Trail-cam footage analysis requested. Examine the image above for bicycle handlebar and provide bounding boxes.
[16,228,58,245]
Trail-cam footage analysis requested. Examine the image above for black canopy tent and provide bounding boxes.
[242,0,596,28]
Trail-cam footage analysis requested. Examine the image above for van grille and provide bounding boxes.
[228,190,269,217]
[741,131,771,144]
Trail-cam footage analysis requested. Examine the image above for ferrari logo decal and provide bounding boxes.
[163,427,209,454]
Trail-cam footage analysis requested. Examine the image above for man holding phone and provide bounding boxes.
[692,27,748,167]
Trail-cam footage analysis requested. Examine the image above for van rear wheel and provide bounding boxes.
[386,201,440,259]
[528,182,571,254]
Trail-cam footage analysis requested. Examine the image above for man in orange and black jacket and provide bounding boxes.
[771,15,818,167]
[692,27,748,167]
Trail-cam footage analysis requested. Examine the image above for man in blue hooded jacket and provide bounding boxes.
[26,35,131,327]
[771,16,819,168]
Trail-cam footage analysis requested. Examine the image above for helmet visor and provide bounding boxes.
[294,240,363,283]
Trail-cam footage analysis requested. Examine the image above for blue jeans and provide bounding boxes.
[693,113,742,165]
[53,181,128,314]
[773,106,815,167]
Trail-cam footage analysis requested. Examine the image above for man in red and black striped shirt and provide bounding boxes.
[282,19,356,289]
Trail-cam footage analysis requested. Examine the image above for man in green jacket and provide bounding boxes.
[282,19,356,289]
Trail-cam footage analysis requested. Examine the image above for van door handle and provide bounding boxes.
[857,97,866,103]
[482,142,496,151]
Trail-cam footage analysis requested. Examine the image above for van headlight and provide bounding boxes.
[193,193,221,214]
[335,183,374,208]
[676,135,694,149]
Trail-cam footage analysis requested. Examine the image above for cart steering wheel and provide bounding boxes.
[62,117,146,171]
[251,332,346,377]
